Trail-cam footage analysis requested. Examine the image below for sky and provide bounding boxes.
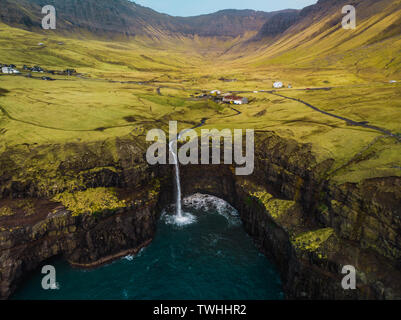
[133,0,318,17]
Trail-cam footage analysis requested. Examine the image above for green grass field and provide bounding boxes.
[1,21,400,185]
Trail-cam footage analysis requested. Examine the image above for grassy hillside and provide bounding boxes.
[1,0,401,187]
[227,0,401,81]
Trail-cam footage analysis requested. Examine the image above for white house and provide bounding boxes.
[273,81,283,89]
[1,67,20,74]
[233,97,248,105]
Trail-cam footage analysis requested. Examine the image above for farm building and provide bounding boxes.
[32,66,44,73]
[210,90,221,96]
[273,81,283,88]
[64,69,76,75]
[1,67,20,74]
[222,95,249,105]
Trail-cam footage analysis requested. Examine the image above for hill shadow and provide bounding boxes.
[0,88,10,97]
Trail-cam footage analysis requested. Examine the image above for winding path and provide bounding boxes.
[268,91,401,143]
[4,71,398,141]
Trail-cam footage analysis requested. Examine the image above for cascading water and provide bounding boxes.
[169,139,183,218]
[167,134,196,226]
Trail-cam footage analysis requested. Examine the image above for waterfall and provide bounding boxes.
[166,131,196,226]
[169,139,183,218]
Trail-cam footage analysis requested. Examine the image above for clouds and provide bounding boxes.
[134,0,317,17]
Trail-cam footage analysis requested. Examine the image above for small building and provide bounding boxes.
[1,67,10,73]
[1,67,20,74]
[222,95,248,105]
[210,90,221,96]
[64,69,76,76]
[273,81,283,89]
[32,66,44,73]
[233,97,248,105]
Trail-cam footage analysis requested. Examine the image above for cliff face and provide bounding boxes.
[254,11,300,39]
[0,200,159,298]
[0,135,164,298]
[0,132,400,299]
[0,0,282,39]
[179,133,401,299]
[175,10,280,38]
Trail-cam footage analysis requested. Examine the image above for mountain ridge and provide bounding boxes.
[2,0,401,78]
[0,0,293,39]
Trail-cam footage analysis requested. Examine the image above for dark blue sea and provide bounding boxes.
[12,194,284,300]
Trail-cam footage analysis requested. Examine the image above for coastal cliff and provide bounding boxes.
[0,132,400,299]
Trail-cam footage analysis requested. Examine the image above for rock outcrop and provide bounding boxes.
[0,189,160,299]
[254,11,300,39]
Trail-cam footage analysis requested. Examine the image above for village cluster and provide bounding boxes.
[0,64,20,74]
[191,90,249,105]
[209,90,249,105]
[192,81,291,105]
[0,62,77,80]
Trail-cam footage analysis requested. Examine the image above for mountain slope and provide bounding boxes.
[228,0,401,80]
[2,0,401,80]
[0,0,287,39]
[254,10,300,39]
[0,0,179,38]
[175,9,280,37]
